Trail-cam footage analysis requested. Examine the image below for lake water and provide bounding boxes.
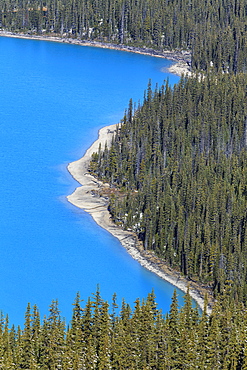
[0,36,183,326]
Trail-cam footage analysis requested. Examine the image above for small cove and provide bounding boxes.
[0,36,187,325]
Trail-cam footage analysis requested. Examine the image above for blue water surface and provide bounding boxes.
[0,36,184,326]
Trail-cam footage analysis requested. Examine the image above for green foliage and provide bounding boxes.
[91,73,247,302]
[1,0,247,365]
[0,0,247,72]
[0,291,246,369]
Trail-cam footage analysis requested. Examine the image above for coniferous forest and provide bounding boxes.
[1,0,247,367]
[2,289,247,369]
[90,74,247,304]
[0,0,247,73]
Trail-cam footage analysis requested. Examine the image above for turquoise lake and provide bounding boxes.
[0,36,183,325]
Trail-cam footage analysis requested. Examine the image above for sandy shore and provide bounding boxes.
[168,61,192,76]
[1,29,209,311]
[67,124,213,314]
[0,30,191,76]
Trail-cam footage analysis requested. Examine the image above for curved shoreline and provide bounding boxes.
[2,30,211,311]
[0,31,191,76]
[67,124,213,314]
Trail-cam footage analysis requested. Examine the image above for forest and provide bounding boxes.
[0,0,247,73]
[1,289,247,369]
[1,0,247,367]
[90,74,247,304]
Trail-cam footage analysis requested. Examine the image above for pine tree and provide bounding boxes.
[19,303,37,369]
[39,300,65,369]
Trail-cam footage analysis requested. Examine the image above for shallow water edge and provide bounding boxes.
[67,124,214,314]
[0,30,191,76]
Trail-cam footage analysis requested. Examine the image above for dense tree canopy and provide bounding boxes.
[90,73,247,303]
[0,0,247,72]
[1,0,247,365]
[1,290,247,369]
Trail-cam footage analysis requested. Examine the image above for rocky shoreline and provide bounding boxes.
[2,30,211,312]
[0,30,191,76]
[67,124,214,314]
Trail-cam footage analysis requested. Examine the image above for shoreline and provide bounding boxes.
[0,30,191,76]
[67,124,213,314]
[2,29,210,311]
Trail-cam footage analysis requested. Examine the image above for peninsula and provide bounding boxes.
[67,123,213,313]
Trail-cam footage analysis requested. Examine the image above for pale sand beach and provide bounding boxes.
[168,61,192,76]
[67,124,213,314]
[1,29,209,310]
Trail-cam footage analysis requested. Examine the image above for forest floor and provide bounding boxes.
[0,30,191,76]
[67,124,214,314]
